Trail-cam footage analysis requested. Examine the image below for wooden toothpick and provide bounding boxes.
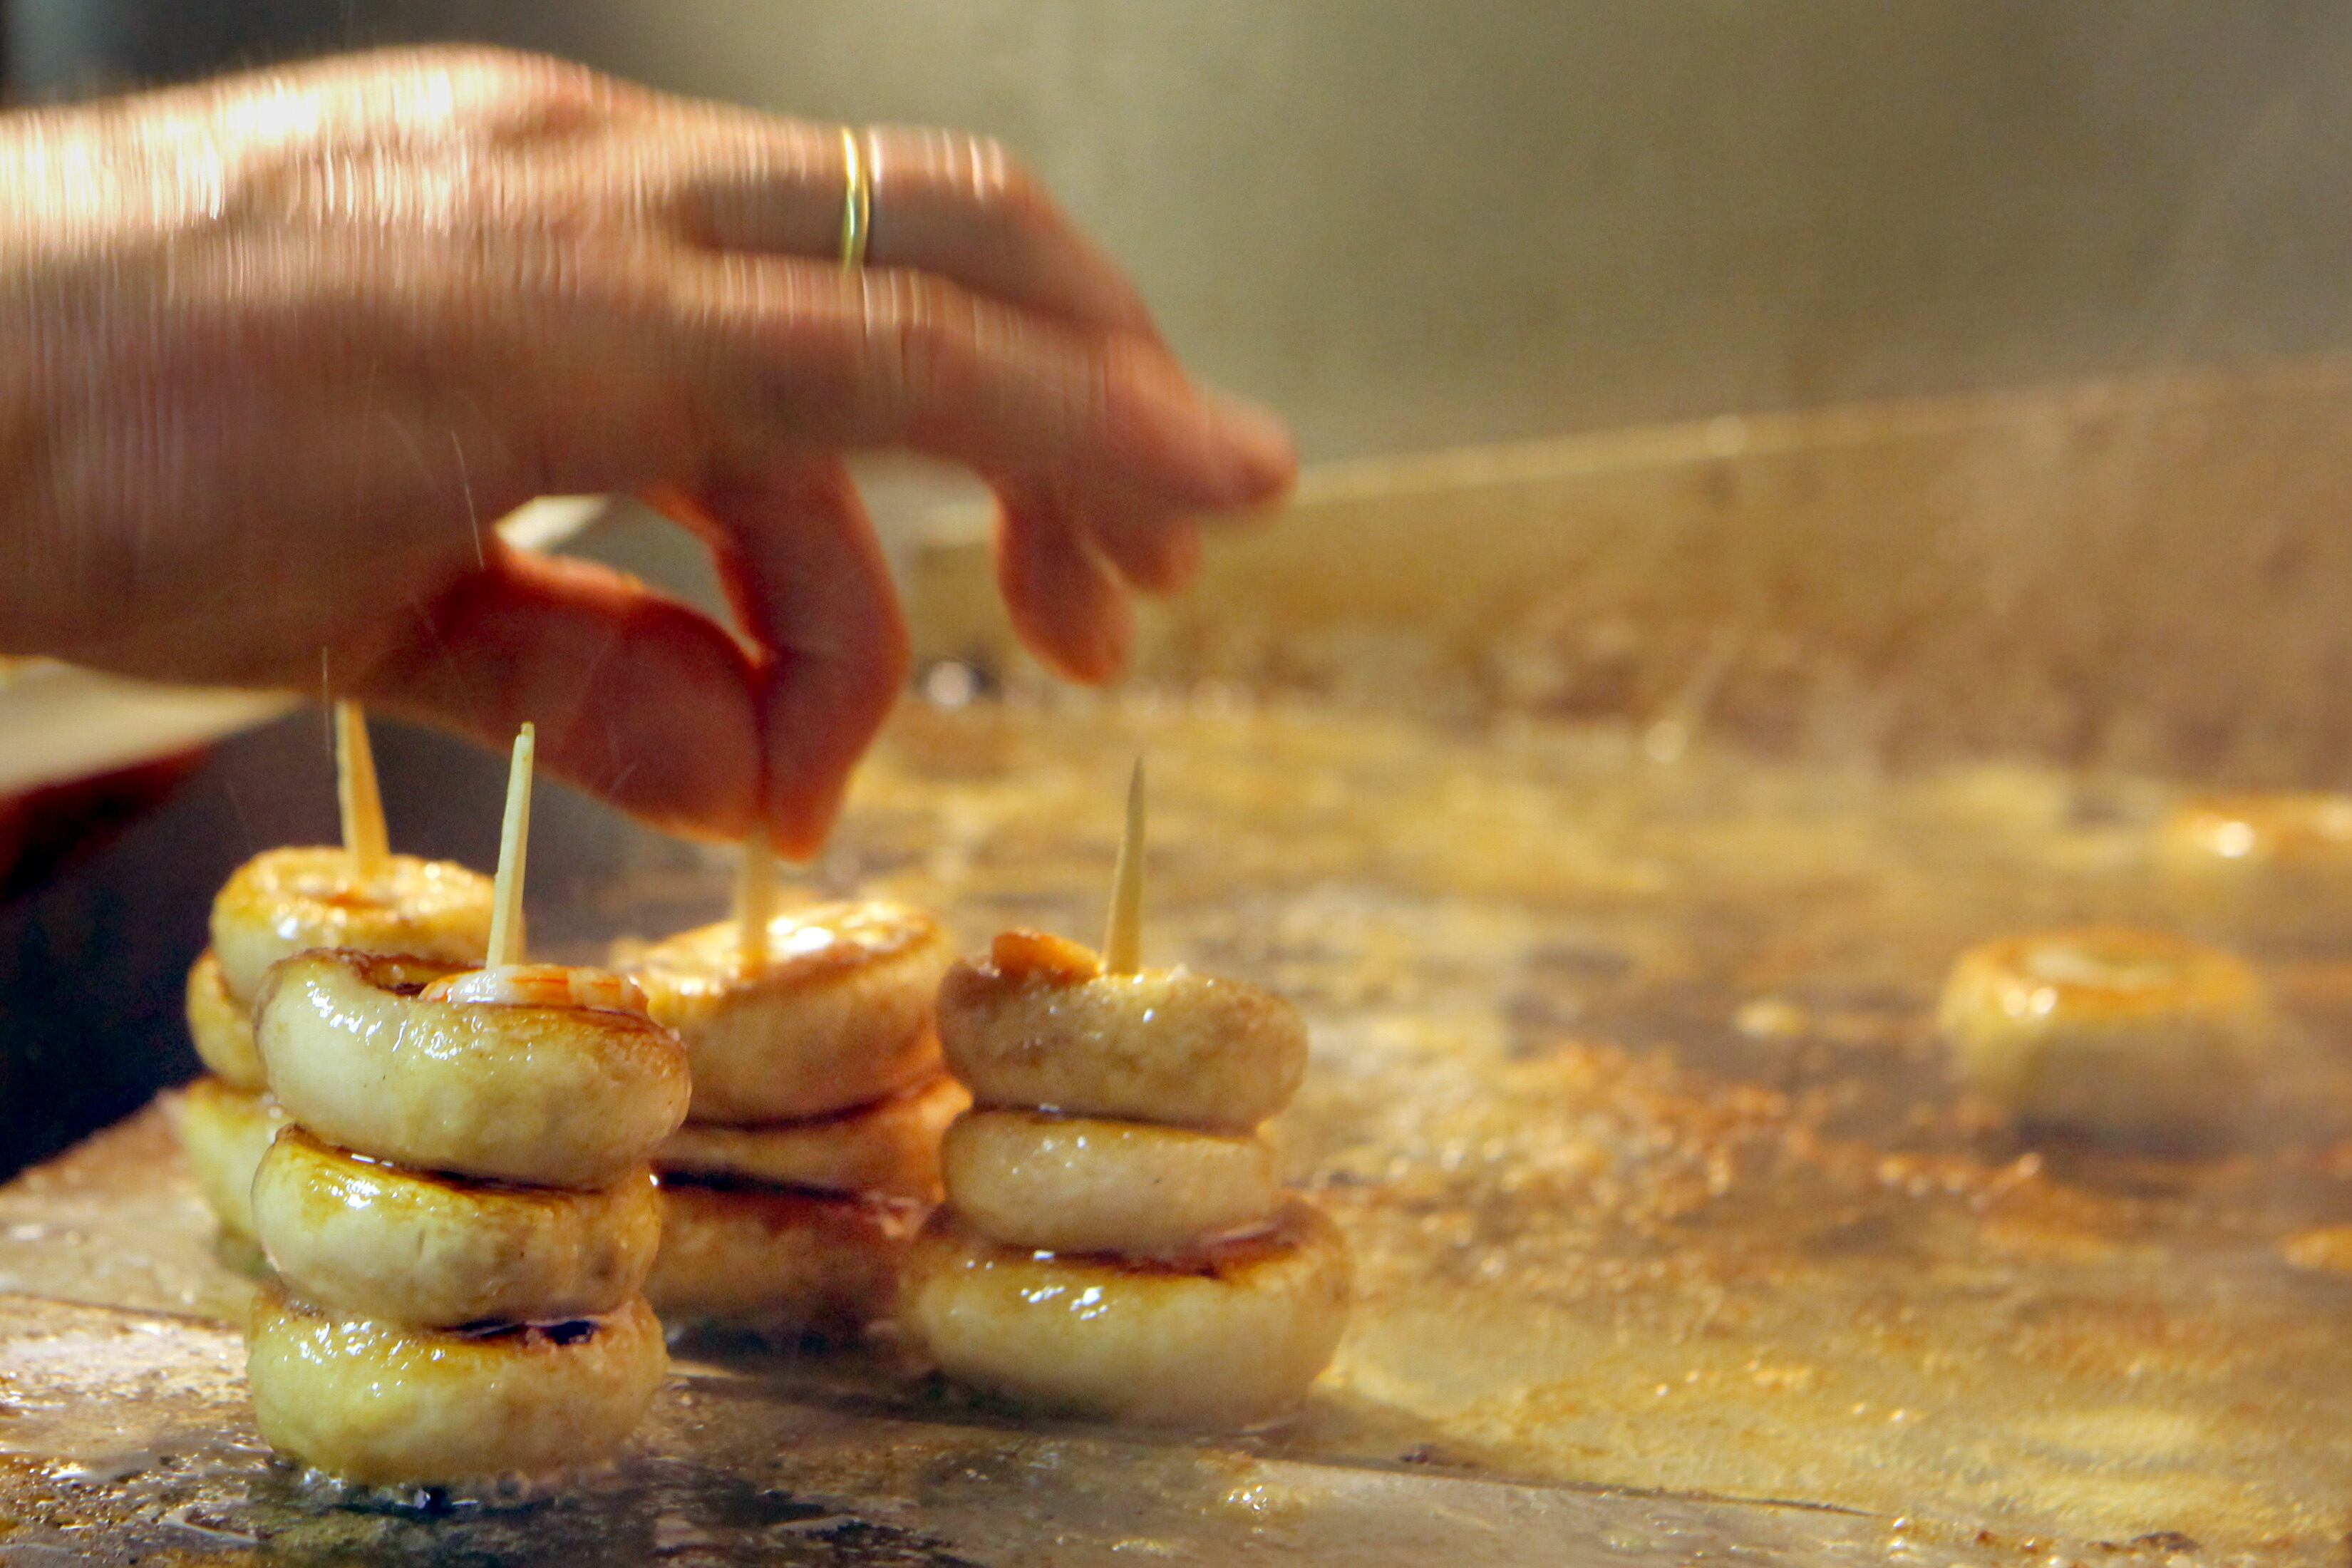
[1102,758,1145,974]
[484,723,535,969]
[334,701,389,881]
[736,825,777,972]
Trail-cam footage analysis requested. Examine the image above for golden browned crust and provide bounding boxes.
[256,950,689,1187]
[653,1074,966,1202]
[185,949,266,1092]
[620,902,952,1123]
[245,1286,667,1485]
[986,929,1103,984]
[169,1076,291,1242]
[210,846,492,1006]
[937,960,1308,1131]
[900,1197,1351,1427]
[942,1109,1279,1257]
[252,1129,661,1328]
[642,1181,919,1338]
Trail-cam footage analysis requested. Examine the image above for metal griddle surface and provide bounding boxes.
[1,698,2348,1564]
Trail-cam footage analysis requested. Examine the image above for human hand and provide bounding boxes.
[0,47,1292,852]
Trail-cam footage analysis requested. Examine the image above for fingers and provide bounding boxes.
[669,118,1161,342]
[996,495,1132,685]
[681,256,1294,517]
[867,127,1165,341]
[646,115,1296,559]
[356,550,762,841]
[646,464,909,859]
[654,255,1268,683]
[1085,503,1204,594]
[521,112,1286,677]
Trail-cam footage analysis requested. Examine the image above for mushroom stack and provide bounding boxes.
[621,849,962,1339]
[1939,926,2273,1146]
[903,768,1352,1427]
[175,705,492,1251]
[242,727,691,1488]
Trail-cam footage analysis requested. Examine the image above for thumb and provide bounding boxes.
[356,549,763,841]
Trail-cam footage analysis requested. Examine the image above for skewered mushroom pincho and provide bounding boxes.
[904,765,1351,1427]
[619,834,961,1339]
[245,726,688,1487]
[177,703,492,1244]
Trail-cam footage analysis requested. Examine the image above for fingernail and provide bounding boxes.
[1055,596,1132,686]
[1093,616,1132,682]
[1204,393,1297,502]
[765,793,832,864]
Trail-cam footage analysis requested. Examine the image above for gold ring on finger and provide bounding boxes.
[840,126,872,269]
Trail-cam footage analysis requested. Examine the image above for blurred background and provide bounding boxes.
[6,1,2352,1174]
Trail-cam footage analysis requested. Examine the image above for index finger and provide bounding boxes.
[648,462,909,859]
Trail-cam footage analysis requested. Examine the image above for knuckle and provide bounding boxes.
[400,41,535,71]
[582,251,686,337]
[406,45,618,134]
[868,275,971,413]
[964,140,1053,234]
[389,41,543,91]
[664,122,796,231]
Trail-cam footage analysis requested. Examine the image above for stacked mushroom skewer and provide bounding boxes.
[176,705,493,1252]
[244,727,691,1489]
[619,832,964,1339]
[186,719,1348,1470]
[904,765,1353,1428]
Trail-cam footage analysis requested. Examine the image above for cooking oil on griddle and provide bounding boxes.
[1,696,2348,1563]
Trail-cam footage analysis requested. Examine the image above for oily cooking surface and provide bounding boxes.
[4,698,2352,1559]
[0,1292,2019,1568]
[854,701,2352,1552]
